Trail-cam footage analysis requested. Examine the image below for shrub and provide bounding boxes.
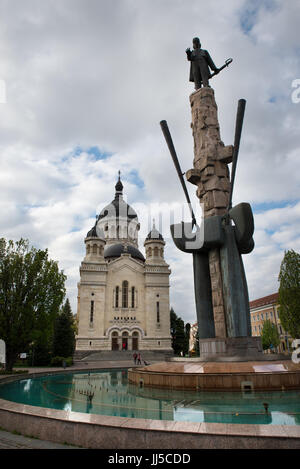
[50,356,73,367]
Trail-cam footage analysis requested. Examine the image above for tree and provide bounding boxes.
[183,322,191,356]
[261,320,280,351]
[278,249,300,339]
[194,329,200,356]
[52,298,76,358]
[0,238,66,371]
[170,307,186,356]
[170,307,177,351]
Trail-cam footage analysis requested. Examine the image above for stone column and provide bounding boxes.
[186,87,233,338]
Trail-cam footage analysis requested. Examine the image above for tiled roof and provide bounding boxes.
[249,292,279,310]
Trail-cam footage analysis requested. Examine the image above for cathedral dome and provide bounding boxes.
[98,197,138,223]
[86,224,98,238]
[104,243,145,262]
[96,172,140,246]
[98,171,138,223]
[145,220,164,242]
[86,223,105,239]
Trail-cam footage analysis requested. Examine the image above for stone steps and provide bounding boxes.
[74,350,173,362]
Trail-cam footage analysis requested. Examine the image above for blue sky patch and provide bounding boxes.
[268,96,277,103]
[127,169,145,189]
[72,145,112,161]
[252,200,297,213]
[239,0,278,35]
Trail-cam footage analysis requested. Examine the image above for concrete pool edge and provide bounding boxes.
[0,368,300,449]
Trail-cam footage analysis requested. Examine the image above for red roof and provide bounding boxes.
[249,292,279,310]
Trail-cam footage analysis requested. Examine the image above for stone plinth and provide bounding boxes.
[128,360,300,391]
[186,86,254,344]
[187,87,234,338]
[199,337,263,360]
[187,87,233,218]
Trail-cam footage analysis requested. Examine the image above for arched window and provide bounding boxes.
[87,245,90,254]
[92,244,97,254]
[154,247,159,257]
[115,286,119,308]
[90,300,94,324]
[122,280,128,308]
[131,286,135,308]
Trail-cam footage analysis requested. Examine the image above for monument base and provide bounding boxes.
[199,336,263,360]
[127,359,300,391]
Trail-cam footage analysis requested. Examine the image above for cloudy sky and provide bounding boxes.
[0,0,299,324]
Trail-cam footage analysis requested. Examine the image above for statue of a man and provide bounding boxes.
[186,37,219,89]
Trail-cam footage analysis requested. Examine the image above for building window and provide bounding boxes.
[90,300,94,324]
[156,301,160,323]
[92,244,97,254]
[122,280,128,308]
[131,286,135,308]
[154,247,159,257]
[115,286,119,308]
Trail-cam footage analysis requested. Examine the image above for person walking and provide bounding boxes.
[137,353,142,365]
[133,352,137,364]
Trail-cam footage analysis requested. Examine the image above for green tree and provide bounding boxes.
[261,319,280,351]
[194,328,200,356]
[170,307,177,351]
[170,307,186,356]
[0,238,66,371]
[183,322,191,356]
[52,298,76,358]
[278,249,300,339]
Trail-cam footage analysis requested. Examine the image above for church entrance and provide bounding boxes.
[122,332,128,350]
[111,331,119,350]
[132,331,139,350]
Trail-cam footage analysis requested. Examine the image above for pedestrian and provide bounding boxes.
[133,352,137,364]
[137,353,141,365]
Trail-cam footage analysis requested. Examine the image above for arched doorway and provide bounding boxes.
[111,331,119,351]
[122,331,128,350]
[132,331,139,351]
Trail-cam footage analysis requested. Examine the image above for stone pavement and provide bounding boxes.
[0,429,83,449]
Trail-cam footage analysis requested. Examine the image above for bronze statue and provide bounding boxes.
[186,37,219,89]
[186,38,232,89]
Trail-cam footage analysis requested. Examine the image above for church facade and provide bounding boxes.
[75,174,172,353]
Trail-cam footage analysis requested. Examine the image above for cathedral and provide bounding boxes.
[75,173,173,354]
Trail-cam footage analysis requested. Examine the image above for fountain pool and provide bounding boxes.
[1,369,300,426]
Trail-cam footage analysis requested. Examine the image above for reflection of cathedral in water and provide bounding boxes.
[75,174,172,355]
[70,371,173,420]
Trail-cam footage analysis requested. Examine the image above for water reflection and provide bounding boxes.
[23,379,32,392]
[0,369,299,426]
